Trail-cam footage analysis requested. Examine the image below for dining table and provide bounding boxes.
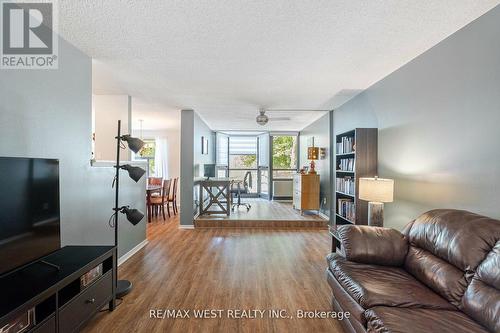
[146,184,162,222]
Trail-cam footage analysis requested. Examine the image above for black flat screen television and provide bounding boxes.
[0,157,61,276]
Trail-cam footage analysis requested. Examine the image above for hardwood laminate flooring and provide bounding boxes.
[82,216,342,333]
[195,199,328,228]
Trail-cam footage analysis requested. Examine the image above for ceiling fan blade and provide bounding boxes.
[269,117,291,121]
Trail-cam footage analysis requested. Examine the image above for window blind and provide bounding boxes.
[229,137,257,155]
[216,133,229,166]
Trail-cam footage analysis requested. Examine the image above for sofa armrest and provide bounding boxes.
[337,225,408,266]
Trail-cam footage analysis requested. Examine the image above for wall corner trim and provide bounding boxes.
[319,212,330,221]
[118,239,148,266]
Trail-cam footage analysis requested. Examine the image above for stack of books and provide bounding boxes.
[336,177,355,195]
[338,158,355,171]
[338,198,355,222]
[336,136,355,154]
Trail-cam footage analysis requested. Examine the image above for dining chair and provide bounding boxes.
[150,179,172,221]
[148,177,162,185]
[148,177,163,198]
[168,178,178,215]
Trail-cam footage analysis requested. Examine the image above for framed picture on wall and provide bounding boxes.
[202,136,209,155]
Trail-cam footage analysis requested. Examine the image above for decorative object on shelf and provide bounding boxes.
[111,120,146,298]
[359,176,394,227]
[2,308,35,333]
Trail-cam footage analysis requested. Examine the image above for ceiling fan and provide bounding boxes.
[255,107,331,126]
[255,108,291,126]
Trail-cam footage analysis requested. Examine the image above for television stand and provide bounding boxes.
[0,246,116,333]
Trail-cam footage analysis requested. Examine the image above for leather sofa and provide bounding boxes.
[326,209,499,333]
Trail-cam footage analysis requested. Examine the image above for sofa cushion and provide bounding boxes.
[404,209,500,307]
[461,241,500,333]
[337,225,408,266]
[365,306,490,333]
[327,253,454,310]
[404,246,468,307]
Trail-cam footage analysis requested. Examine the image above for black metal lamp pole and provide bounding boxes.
[114,120,121,249]
[114,120,133,298]
[109,119,146,300]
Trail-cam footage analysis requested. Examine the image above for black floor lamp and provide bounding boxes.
[111,120,146,298]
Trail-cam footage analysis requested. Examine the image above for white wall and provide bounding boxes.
[334,6,500,230]
[93,94,131,161]
[132,128,181,200]
[0,38,146,258]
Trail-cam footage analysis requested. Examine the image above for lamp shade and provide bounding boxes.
[121,135,145,153]
[120,164,146,182]
[307,147,319,160]
[120,207,144,225]
[359,177,394,203]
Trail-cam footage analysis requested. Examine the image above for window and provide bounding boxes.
[229,136,258,169]
[272,135,297,179]
[134,139,155,175]
[228,136,258,193]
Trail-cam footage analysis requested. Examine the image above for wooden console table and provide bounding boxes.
[196,178,231,216]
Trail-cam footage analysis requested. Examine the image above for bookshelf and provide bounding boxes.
[330,128,378,252]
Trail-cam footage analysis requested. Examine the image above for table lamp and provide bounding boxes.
[359,176,394,227]
[307,146,319,174]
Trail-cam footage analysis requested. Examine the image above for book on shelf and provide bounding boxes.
[336,176,355,195]
[337,198,355,222]
[337,157,355,172]
[336,136,355,154]
[80,264,103,289]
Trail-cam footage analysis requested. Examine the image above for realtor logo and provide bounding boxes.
[1,0,58,69]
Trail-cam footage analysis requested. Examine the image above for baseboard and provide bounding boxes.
[178,224,195,230]
[118,239,148,266]
[272,196,292,201]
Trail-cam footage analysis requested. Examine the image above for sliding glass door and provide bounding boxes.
[270,134,298,199]
[216,132,297,199]
[228,136,258,194]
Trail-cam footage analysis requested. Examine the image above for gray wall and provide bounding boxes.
[0,37,146,258]
[179,110,215,226]
[299,112,332,217]
[334,5,500,230]
[180,110,195,226]
[193,112,216,179]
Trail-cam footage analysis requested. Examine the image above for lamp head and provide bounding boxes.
[120,164,146,182]
[119,206,144,225]
[359,177,394,203]
[120,135,145,153]
[307,147,319,160]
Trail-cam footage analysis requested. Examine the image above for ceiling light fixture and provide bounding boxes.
[256,108,269,126]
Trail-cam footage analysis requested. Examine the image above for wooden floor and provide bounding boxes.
[82,216,342,333]
[195,199,328,228]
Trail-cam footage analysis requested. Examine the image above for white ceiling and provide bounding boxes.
[60,1,499,131]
